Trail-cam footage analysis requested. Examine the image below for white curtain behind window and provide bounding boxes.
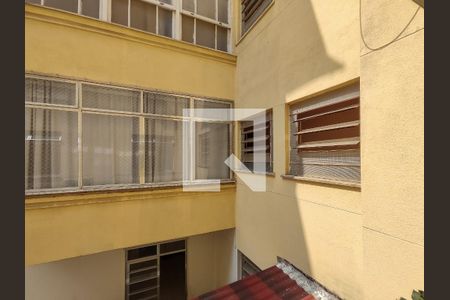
[82,113,140,186]
[25,108,78,190]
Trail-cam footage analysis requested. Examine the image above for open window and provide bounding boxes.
[287,82,361,185]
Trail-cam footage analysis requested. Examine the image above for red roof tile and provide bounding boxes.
[192,265,315,300]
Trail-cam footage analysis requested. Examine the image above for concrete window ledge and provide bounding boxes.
[233,169,276,177]
[281,174,361,189]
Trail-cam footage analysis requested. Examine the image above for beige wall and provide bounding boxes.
[360,0,424,299]
[235,0,423,299]
[234,0,363,299]
[26,230,236,300]
[25,3,238,266]
[26,186,236,266]
[187,229,237,298]
[25,4,236,100]
[26,249,125,300]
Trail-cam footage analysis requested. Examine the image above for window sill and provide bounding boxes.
[25,180,236,198]
[233,169,275,177]
[280,175,361,189]
[236,0,275,47]
[25,181,237,209]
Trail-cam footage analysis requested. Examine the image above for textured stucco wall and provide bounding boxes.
[360,0,424,298]
[234,0,363,299]
[25,4,236,100]
[187,229,237,298]
[25,249,125,300]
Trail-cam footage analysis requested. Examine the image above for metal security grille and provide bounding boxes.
[289,83,361,183]
[25,77,76,106]
[238,251,261,279]
[240,110,273,173]
[125,240,186,300]
[241,0,273,34]
[82,84,141,112]
[25,74,233,195]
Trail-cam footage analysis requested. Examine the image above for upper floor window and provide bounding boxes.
[241,0,273,35]
[25,0,231,52]
[240,109,273,173]
[288,82,360,184]
[25,75,233,194]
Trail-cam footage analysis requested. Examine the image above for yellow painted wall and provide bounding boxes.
[360,0,424,299]
[235,0,423,299]
[25,3,238,267]
[26,249,125,300]
[25,4,236,100]
[26,185,236,266]
[26,230,236,300]
[187,229,237,298]
[234,0,363,299]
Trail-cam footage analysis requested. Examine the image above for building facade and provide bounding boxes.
[25,0,424,299]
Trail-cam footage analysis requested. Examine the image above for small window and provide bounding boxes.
[44,0,78,13]
[111,0,129,26]
[126,241,186,300]
[288,82,360,183]
[180,0,230,52]
[130,0,156,33]
[241,0,273,35]
[81,0,100,18]
[238,251,261,279]
[240,110,273,173]
[25,77,76,106]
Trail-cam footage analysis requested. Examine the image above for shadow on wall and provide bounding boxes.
[235,0,364,298]
[236,0,343,107]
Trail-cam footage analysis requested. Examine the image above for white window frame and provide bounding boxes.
[29,0,232,52]
[25,74,234,195]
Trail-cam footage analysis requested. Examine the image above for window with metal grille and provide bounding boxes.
[126,240,186,300]
[25,75,233,194]
[238,251,261,279]
[240,110,273,173]
[241,0,273,35]
[26,0,231,53]
[288,82,361,184]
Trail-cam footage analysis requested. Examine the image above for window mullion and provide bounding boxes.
[139,91,145,185]
[78,82,83,190]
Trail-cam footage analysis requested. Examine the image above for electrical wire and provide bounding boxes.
[360,0,421,51]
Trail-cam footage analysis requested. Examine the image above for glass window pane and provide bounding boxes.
[193,99,231,119]
[196,19,215,49]
[160,240,186,254]
[111,0,129,26]
[218,0,228,23]
[44,0,78,13]
[26,0,41,4]
[182,0,194,13]
[145,119,185,183]
[144,92,189,116]
[128,246,157,260]
[81,0,99,18]
[82,114,140,186]
[181,15,194,43]
[26,78,76,106]
[82,84,140,112]
[159,0,172,4]
[197,0,216,19]
[25,108,78,190]
[158,7,173,38]
[217,26,228,52]
[130,0,156,33]
[195,122,230,180]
